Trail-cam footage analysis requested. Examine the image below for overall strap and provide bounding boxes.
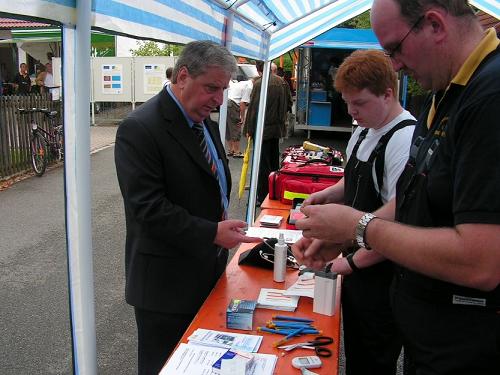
[371,119,416,194]
[351,128,369,157]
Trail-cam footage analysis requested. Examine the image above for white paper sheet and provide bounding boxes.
[245,227,303,244]
[159,343,277,375]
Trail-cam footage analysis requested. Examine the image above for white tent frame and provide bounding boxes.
[0,1,498,373]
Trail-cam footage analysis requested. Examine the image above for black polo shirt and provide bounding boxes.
[399,29,500,229]
[395,29,500,302]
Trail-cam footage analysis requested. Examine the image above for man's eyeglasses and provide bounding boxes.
[384,15,424,59]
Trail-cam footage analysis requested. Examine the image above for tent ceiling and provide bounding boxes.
[0,0,498,60]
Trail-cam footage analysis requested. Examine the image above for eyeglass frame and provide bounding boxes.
[383,15,425,59]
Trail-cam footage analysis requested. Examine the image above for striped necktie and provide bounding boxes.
[192,122,227,219]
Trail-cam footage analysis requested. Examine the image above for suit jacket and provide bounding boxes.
[115,88,231,314]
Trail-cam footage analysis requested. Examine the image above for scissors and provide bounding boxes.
[278,336,333,357]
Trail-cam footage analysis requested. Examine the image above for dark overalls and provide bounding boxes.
[393,51,500,374]
[342,120,414,375]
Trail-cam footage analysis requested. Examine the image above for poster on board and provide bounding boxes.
[143,64,165,94]
[102,64,123,94]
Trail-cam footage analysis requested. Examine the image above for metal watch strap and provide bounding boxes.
[355,213,377,250]
[346,252,359,272]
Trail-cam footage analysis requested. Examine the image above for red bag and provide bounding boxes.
[268,161,344,204]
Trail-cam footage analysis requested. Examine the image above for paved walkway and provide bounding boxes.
[90,125,118,153]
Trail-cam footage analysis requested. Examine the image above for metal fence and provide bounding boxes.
[92,101,135,125]
[0,94,62,180]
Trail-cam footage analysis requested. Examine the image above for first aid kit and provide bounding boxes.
[268,160,344,204]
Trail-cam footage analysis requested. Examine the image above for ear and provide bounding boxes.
[424,9,447,43]
[384,87,394,101]
[176,66,189,88]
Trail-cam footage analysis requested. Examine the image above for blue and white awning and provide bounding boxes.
[2,0,498,60]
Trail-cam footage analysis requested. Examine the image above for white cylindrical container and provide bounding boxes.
[273,233,287,282]
[313,268,338,316]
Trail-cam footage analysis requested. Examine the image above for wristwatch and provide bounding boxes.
[355,213,377,250]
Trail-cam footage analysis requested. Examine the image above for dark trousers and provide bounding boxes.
[134,308,194,375]
[391,277,500,375]
[342,264,402,375]
[257,138,280,203]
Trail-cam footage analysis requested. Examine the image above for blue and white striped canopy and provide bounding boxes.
[1,0,498,60]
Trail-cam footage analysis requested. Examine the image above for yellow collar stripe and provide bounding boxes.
[453,28,500,86]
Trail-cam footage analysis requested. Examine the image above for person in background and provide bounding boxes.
[33,64,42,93]
[283,70,294,94]
[163,67,173,87]
[298,49,415,375]
[276,66,285,78]
[244,61,292,205]
[35,64,47,94]
[13,63,31,95]
[42,62,60,100]
[225,75,252,158]
[43,62,54,91]
[294,0,500,373]
[115,40,260,375]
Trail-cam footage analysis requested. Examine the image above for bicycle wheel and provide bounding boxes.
[30,132,48,176]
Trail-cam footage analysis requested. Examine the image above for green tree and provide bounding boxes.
[272,51,295,73]
[339,10,371,28]
[130,40,182,56]
[407,76,428,96]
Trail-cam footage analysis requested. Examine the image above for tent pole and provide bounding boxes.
[218,12,234,146]
[246,58,271,224]
[62,0,97,373]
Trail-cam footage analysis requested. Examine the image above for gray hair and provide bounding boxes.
[172,40,237,83]
[395,0,475,25]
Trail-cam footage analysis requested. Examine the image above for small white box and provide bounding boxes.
[313,270,337,316]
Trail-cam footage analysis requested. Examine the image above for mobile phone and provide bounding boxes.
[291,355,322,369]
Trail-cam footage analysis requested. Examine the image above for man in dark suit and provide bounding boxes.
[115,40,259,375]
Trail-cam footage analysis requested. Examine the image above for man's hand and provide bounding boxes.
[301,179,344,208]
[291,238,343,270]
[296,203,363,243]
[301,189,330,207]
[214,220,261,249]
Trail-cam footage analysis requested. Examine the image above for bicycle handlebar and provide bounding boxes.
[18,108,58,117]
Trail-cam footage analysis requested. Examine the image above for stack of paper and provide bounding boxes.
[159,343,277,375]
[188,328,263,352]
[257,288,300,312]
[259,214,283,228]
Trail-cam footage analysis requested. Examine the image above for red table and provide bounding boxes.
[162,206,342,374]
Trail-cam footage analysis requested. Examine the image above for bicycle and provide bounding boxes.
[18,108,64,177]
